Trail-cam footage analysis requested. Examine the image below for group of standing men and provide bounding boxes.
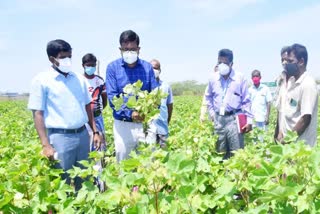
[28,30,173,190]
[28,29,318,190]
[203,44,318,160]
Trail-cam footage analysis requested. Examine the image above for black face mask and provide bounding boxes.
[285,63,299,76]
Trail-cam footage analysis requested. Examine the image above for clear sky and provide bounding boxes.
[1,0,319,93]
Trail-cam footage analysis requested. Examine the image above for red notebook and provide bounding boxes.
[236,113,247,133]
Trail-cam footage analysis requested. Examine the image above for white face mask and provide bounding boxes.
[122,51,138,64]
[55,57,72,73]
[218,63,230,76]
[154,69,161,78]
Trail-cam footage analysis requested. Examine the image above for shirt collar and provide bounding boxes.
[295,71,307,84]
[50,66,76,78]
[282,71,307,85]
[216,69,235,81]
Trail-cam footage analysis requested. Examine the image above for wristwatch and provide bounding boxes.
[93,131,100,135]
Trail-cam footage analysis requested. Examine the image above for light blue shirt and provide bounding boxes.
[154,81,173,135]
[28,67,91,129]
[248,84,272,122]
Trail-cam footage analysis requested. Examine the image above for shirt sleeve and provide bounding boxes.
[82,77,91,105]
[28,75,46,111]
[240,78,253,124]
[205,82,215,119]
[265,87,272,103]
[300,80,318,115]
[106,63,133,121]
[200,93,207,119]
[100,77,107,93]
[166,86,174,105]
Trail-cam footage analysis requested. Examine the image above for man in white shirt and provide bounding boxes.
[275,43,318,147]
[249,70,272,130]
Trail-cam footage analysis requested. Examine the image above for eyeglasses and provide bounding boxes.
[120,48,139,52]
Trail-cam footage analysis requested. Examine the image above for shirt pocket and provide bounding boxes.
[228,89,242,109]
[285,96,299,117]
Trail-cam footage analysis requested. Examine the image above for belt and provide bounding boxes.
[216,109,241,116]
[94,110,101,117]
[48,125,86,134]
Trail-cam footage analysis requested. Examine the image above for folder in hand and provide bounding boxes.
[236,113,247,133]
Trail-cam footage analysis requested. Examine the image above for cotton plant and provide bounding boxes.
[112,80,167,133]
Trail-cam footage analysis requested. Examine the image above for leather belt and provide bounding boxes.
[48,125,86,134]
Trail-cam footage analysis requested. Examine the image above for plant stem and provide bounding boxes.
[153,181,159,214]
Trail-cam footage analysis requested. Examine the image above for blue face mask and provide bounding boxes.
[84,66,96,75]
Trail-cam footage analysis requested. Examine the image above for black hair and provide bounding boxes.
[251,69,261,76]
[280,46,291,56]
[289,43,308,66]
[218,49,233,63]
[119,30,140,46]
[82,53,97,64]
[46,39,72,58]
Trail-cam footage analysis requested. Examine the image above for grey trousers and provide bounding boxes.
[48,128,90,191]
[214,113,244,159]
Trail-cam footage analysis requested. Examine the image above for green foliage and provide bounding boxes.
[112,80,167,132]
[170,80,207,96]
[0,98,320,213]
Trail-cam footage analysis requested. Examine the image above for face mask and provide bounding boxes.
[285,63,299,76]
[122,51,138,64]
[55,57,72,73]
[252,76,261,85]
[218,63,230,76]
[154,69,161,78]
[84,66,96,76]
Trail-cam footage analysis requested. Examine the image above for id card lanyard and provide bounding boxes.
[219,78,230,116]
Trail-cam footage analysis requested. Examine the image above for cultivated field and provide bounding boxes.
[1,97,320,213]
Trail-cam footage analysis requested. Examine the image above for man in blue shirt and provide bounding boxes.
[206,49,253,160]
[106,30,158,162]
[28,39,102,191]
[147,59,173,148]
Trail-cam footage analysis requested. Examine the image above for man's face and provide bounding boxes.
[251,72,261,79]
[218,56,232,67]
[119,41,140,54]
[284,52,304,76]
[83,61,96,68]
[50,51,72,66]
[151,61,160,70]
[286,52,299,65]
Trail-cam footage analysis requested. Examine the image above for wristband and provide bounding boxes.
[93,131,100,135]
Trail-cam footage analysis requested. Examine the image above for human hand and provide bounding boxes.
[132,111,144,122]
[276,131,284,144]
[200,116,205,123]
[93,133,102,150]
[241,124,252,133]
[42,144,55,160]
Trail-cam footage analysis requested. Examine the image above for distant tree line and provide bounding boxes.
[170,80,207,96]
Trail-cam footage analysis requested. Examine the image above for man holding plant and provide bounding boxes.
[106,30,158,162]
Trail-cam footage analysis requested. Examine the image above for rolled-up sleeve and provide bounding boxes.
[28,76,46,111]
